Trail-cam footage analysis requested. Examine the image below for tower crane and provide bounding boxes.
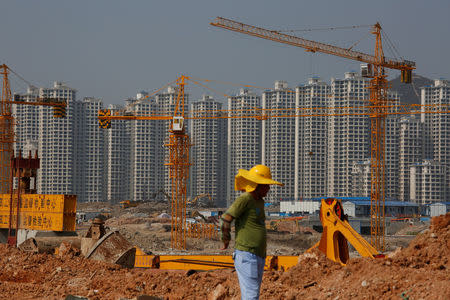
[210,17,415,250]
[1,64,67,245]
[99,75,450,252]
[99,75,190,250]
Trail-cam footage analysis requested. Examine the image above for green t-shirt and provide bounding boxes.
[225,192,267,258]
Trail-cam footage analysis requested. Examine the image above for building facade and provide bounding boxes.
[262,81,295,203]
[351,159,371,197]
[190,95,227,207]
[410,159,447,204]
[295,77,330,200]
[104,104,131,204]
[421,79,450,201]
[227,89,261,206]
[37,82,77,195]
[398,114,424,201]
[327,72,370,197]
[77,97,105,202]
[127,95,165,202]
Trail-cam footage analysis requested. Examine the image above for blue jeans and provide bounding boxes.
[233,249,265,300]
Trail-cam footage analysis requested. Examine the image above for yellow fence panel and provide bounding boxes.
[0,194,76,231]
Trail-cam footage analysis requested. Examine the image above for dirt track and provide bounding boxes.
[0,213,448,299]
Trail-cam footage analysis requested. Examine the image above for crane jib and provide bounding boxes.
[210,17,415,70]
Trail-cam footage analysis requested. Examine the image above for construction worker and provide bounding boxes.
[220,165,283,300]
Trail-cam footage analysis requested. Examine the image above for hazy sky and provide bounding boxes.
[2,0,449,105]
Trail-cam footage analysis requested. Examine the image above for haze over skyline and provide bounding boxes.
[2,0,449,105]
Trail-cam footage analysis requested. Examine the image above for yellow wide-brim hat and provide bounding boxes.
[235,164,284,193]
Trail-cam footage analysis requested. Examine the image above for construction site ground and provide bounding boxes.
[0,202,448,299]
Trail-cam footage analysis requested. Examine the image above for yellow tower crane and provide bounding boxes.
[1,64,68,245]
[99,75,190,250]
[210,17,415,250]
[99,75,450,252]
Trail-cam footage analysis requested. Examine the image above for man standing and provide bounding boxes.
[220,165,283,300]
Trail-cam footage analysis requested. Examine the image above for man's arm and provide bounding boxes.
[220,213,234,250]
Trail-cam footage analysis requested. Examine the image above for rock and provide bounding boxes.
[361,280,369,287]
[136,295,164,300]
[65,296,89,300]
[208,283,227,300]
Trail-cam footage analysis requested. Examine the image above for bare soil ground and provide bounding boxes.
[0,211,448,299]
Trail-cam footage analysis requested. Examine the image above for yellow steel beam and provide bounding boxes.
[134,249,298,271]
[0,194,76,231]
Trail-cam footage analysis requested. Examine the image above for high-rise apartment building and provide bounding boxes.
[421,79,450,200]
[37,82,77,195]
[77,97,104,202]
[262,81,295,203]
[104,104,131,204]
[190,95,227,207]
[410,159,447,204]
[327,72,370,197]
[14,83,108,202]
[385,113,400,200]
[127,94,165,202]
[227,89,261,206]
[13,86,40,154]
[295,77,330,199]
[398,114,423,201]
[351,159,371,197]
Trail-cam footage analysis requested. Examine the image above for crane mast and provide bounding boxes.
[0,64,14,195]
[165,75,191,249]
[211,17,416,250]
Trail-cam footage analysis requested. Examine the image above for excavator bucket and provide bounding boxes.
[310,198,381,265]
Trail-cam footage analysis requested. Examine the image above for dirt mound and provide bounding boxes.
[0,213,448,299]
[391,212,450,270]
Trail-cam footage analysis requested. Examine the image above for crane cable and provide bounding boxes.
[381,29,404,62]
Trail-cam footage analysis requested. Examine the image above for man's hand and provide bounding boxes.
[219,213,234,250]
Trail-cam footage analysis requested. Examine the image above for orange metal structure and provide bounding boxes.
[186,223,218,240]
[210,17,416,251]
[134,246,298,271]
[99,75,191,250]
[165,75,191,249]
[0,64,14,195]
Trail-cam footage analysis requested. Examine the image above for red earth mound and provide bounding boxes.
[0,213,448,299]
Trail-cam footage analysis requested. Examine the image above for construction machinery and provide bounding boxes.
[119,200,140,209]
[210,17,416,251]
[120,189,171,209]
[188,193,213,207]
[309,198,382,265]
[268,216,305,232]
